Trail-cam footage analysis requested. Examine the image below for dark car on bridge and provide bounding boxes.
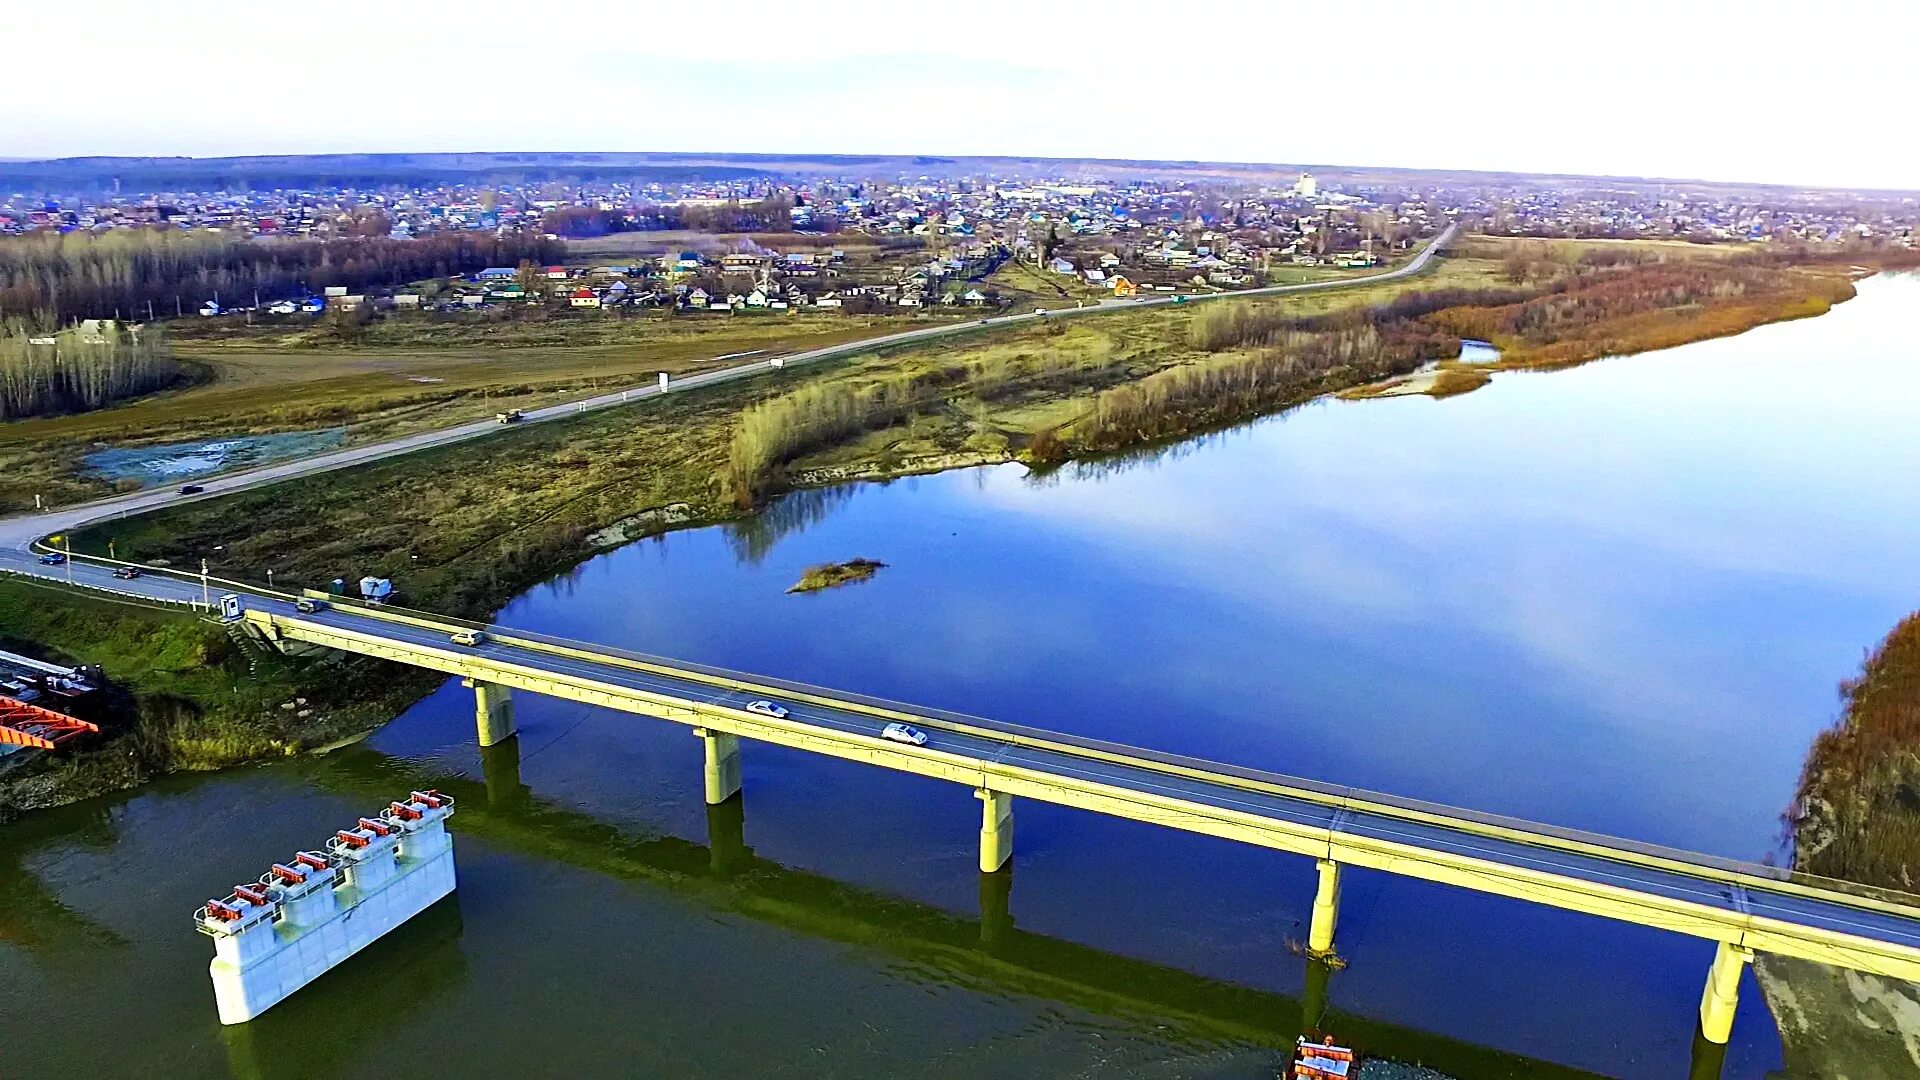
[178,484,205,495]
[38,552,65,565]
[112,566,141,580]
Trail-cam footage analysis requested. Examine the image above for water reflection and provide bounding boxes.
[219,898,467,1080]
[724,484,857,564]
[296,746,1598,1078]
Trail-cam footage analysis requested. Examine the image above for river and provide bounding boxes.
[6,274,1920,1078]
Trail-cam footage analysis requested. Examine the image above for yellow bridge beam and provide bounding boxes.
[249,610,1920,988]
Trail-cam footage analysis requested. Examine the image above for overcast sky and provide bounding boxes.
[11,0,1915,190]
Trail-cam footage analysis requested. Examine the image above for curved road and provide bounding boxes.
[0,225,1455,556]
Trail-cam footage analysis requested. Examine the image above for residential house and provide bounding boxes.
[570,288,601,308]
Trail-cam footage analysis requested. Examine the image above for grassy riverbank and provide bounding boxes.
[0,576,421,817]
[1789,611,1920,888]
[15,239,1894,815]
[1757,610,1920,1078]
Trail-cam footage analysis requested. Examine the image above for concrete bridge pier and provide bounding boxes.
[462,678,515,747]
[977,789,1013,874]
[695,728,742,805]
[1308,859,1342,956]
[1698,940,1754,1045]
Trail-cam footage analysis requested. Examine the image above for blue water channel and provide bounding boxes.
[5,274,1919,1078]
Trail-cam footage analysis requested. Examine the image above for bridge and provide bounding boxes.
[10,549,1920,1049]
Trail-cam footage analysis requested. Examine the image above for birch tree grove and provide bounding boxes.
[0,318,176,418]
[0,228,564,322]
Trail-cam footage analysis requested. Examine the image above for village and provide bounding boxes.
[6,160,1917,327]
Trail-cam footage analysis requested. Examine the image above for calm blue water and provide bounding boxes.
[6,274,1918,1079]
[421,273,1920,1075]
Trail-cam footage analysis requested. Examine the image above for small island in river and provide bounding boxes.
[788,558,887,593]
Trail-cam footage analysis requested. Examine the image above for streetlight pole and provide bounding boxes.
[64,536,72,585]
[201,558,210,609]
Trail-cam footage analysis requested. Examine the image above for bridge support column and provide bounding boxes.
[462,678,515,747]
[977,789,1013,874]
[695,728,741,805]
[1697,941,1753,1045]
[1308,859,1342,956]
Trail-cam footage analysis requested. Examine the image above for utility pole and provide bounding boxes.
[64,536,73,585]
[201,558,210,609]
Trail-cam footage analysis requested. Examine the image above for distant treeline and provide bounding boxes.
[0,229,566,322]
[631,195,797,234]
[0,318,175,419]
[0,155,768,194]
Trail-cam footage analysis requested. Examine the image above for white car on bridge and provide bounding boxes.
[881,722,928,747]
[745,699,789,719]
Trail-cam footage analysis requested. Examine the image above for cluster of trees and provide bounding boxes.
[632,195,795,233]
[0,228,565,322]
[728,369,956,501]
[539,207,634,238]
[1791,612,1920,889]
[1429,261,1812,349]
[1072,322,1448,452]
[0,318,176,419]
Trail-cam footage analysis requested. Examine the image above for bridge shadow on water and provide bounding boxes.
[266,736,1739,1080]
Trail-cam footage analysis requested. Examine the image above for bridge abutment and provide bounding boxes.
[977,789,1013,874]
[696,729,742,805]
[1308,859,1342,956]
[462,678,515,747]
[1698,940,1753,1045]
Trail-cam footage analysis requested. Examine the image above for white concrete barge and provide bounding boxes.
[194,790,456,1024]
